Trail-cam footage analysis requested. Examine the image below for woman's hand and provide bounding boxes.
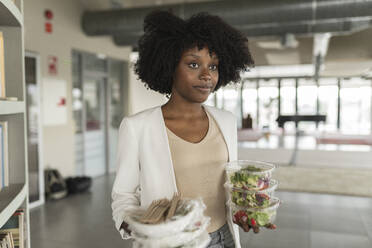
[235,219,277,233]
[233,210,277,233]
[120,221,132,235]
[233,210,261,233]
[237,218,261,233]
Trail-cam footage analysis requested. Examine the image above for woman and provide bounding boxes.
[112,10,254,248]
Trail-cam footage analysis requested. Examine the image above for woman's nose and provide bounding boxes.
[200,68,212,81]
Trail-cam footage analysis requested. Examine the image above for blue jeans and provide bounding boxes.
[207,223,235,248]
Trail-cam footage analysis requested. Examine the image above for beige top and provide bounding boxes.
[166,110,228,233]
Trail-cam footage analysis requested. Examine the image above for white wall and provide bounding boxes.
[24,0,133,177]
[24,0,167,177]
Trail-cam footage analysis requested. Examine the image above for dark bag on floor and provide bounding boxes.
[44,169,68,200]
[65,176,92,194]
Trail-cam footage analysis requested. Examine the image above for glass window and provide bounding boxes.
[340,78,371,134]
[72,52,83,133]
[204,92,215,107]
[214,85,241,127]
[280,79,296,115]
[25,56,40,203]
[215,88,224,109]
[258,79,278,130]
[298,78,317,115]
[84,78,104,131]
[83,53,107,73]
[242,81,257,128]
[222,86,240,118]
[318,78,338,132]
[109,60,124,129]
[297,78,317,132]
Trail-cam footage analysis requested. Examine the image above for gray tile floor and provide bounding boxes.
[30,174,372,248]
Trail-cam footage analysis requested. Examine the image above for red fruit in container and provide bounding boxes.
[251,218,257,227]
[234,210,247,222]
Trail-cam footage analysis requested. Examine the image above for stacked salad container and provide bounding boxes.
[224,160,280,233]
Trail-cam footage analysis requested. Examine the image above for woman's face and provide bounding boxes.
[171,46,219,103]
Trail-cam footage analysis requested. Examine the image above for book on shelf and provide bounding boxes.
[0,121,9,190]
[0,209,24,248]
[0,32,5,98]
[0,232,14,248]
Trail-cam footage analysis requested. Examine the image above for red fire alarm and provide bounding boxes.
[44,9,53,34]
[44,9,53,20]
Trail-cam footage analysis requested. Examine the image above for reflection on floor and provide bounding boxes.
[239,134,372,152]
[30,174,372,248]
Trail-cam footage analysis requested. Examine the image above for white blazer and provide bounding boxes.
[112,104,241,248]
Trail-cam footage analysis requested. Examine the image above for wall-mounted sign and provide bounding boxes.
[48,55,57,75]
[43,78,67,126]
[45,22,52,33]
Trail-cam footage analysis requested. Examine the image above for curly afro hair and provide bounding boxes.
[134,10,254,96]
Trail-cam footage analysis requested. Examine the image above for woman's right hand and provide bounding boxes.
[120,221,132,235]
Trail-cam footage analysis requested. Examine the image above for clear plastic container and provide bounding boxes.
[126,198,205,238]
[225,179,278,208]
[132,231,211,248]
[225,160,276,190]
[131,216,210,247]
[228,197,280,228]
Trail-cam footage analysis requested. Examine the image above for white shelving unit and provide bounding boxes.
[0,0,23,26]
[0,101,25,114]
[0,184,26,227]
[0,0,30,247]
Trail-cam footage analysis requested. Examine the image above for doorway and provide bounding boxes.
[72,50,127,177]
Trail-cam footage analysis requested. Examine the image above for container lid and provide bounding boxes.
[227,197,281,212]
[225,179,278,193]
[225,160,276,175]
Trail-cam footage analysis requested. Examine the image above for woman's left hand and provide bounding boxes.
[238,219,260,233]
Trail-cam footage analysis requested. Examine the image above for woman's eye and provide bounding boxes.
[189,63,198,69]
[210,64,218,70]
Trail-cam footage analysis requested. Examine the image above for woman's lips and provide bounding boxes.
[193,86,212,93]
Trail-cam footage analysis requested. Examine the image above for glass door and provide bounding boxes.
[83,76,107,177]
[25,52,44,208]
[72,50,126,177]
[108,60,125,173]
